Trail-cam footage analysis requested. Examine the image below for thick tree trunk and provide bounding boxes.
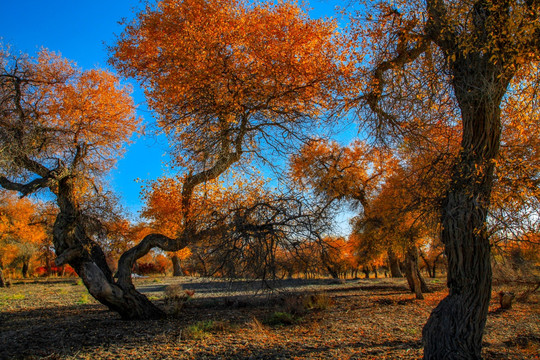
[404,245,424,300]
[171,255,183,276]
[53,178,165,320]
[422,63,506,358]
[388,248,403,277]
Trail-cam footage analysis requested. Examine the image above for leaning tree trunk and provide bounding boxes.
[422,61,507,358]
[53,177,166,320]
[404,245,424,300]
[388,248,403,277]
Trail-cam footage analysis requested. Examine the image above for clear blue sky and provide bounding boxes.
[0,0,349,218]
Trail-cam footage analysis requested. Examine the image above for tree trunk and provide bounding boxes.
[388,248,403,277]
[362,266,370,279]
[422,58,507,357]
[326,265,339,279]
[404,245,424,300]
[419,251,434,278]
[53,177,165,320]
[196,253,208,277]
[171,255,183,276]
[418,266,430,294]
[0,264,6,288]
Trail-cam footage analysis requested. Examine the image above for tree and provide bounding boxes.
[0,47,152,318]
[351,166,434,298]
[141,174,327,279]
[107,0,346,315]
[0,191,48,279]
[290,138,397,208]
[348,0,540,357]
[290,138,402,276]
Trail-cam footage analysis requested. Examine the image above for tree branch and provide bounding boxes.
[0,162,69,197]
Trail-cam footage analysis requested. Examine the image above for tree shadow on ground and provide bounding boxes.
[187,338,423,359]
[0,300,268,359]
[1,278,426,359]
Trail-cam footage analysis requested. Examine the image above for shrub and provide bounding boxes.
[182,320,228,339]
[282,292,333,315]
[137,262,166,275]
[264,311,297,326]
[303,292,333,311]
[164,284,195,315]
[34,265,77,277]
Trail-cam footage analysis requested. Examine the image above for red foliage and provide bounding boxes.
[34,265,76,277]
[137,262,166,275]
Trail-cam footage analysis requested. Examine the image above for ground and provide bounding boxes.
[0,276,539,359]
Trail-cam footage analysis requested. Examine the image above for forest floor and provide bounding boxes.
[0,276,539,359]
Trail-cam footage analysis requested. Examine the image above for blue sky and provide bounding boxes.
[0,0,350,218]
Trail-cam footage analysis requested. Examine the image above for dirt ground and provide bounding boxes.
[1,276,539,359]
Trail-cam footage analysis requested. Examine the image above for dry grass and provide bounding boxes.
[0,276,538,359]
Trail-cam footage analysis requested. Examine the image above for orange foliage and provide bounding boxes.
[111,0,348,169]
[141,174,271,237]
[23,49,139,176]
[290,139,397,206]
[0,192,48,276]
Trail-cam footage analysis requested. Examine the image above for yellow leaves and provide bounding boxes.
[1,46,140,200]
[171,247,192,260]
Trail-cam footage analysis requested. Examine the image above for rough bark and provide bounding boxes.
[171,255,183,276]
[53,177,166,320]
[418,0,524,354]
[404,245,424,300]
[422,57,508,359]
[388,248,403,277]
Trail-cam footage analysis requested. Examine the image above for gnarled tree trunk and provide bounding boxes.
[422,58,508,358]
[53,177,166,320]
[21,257,29,278]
